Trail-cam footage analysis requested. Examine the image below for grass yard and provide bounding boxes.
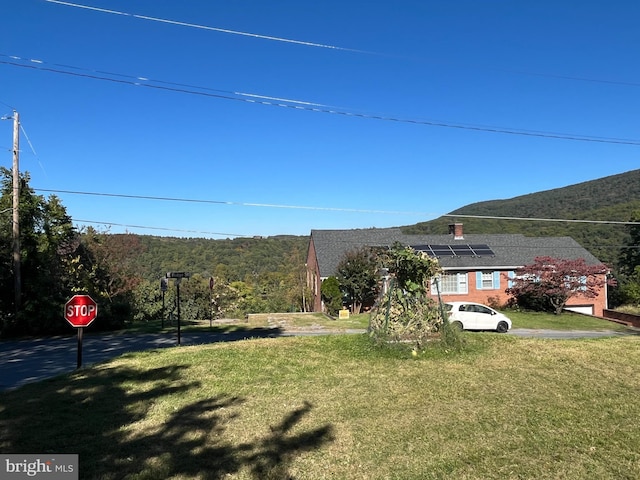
[119,309,630,337]
[1,332,638,479]
[120,312,370,335]
[506,310,631,331]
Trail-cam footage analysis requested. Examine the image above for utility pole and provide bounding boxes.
[12,110,21,311]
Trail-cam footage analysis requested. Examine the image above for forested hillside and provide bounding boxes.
[402,169,640,268]
[130,235,309,283]
[131,169,639,279]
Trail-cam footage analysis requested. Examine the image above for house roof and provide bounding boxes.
[310,227,603,278]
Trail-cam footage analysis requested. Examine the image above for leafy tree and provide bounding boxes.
[74,230,146,328]
[0,168,85,335]
[336,247,379,314]
[620,211,640,272]
[369,244,443,349]
[321,276,343,316]
[619,266,640,306]
[506,256,608,315]
[613,210,640,306]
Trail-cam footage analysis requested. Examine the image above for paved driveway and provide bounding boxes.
[0,327,637,391]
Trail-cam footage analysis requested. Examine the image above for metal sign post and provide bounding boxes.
[209,276,214,327]
[160,277,168,328]
[166,272,190,345]
[64,295,98,369]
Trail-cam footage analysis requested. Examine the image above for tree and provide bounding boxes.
[0,168,86,335]
[369,244,443,349]
[618,210,640,276]
[336,247,379,314]
[321,277,342,316]
[614,210,640,307]
[506,256,607,315]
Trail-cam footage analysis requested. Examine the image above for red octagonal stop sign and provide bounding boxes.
[65,295,98,327]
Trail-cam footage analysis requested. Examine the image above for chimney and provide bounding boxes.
[449,223,464,240]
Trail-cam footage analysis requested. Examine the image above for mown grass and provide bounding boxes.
[119,312,370,335]
[506,310,630,331]
[120,309,630,337]
[1,333,638,479]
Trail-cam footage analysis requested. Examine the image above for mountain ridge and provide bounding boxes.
[401,169,640,268]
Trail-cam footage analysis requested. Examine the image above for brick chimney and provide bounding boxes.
[449,223,464,240]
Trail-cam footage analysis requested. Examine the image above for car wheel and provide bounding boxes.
[451,321,463,331]
[496,321,509,333]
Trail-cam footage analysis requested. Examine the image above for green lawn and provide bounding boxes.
[119,309,630,336]
[505,310,630,331]
[1,332,638,479]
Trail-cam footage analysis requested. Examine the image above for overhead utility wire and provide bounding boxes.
[73,219,247,238]
[45,1,640,89]
[36,188,640,225]
[4,58,640,146]
[443,214,640,225]
[0,53,333,108]
[45,0,370,54]
[35,188,431,216]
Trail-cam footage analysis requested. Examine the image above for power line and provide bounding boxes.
[45,0,371,54]
[35,187,640,225]
[45,1,640,89]
[4,57,640,145]
[73,219,247,238]
[34,188,433,215]
[0,54,334,108]
[443,214,640,225]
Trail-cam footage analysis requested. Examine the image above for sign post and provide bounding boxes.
[160,277,168,328]
[64,295,98,368]
[166,272,190,345]
[209,276,214,327]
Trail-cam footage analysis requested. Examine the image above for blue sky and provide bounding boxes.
[2,0,639,238]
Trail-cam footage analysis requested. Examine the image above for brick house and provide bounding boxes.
[306,223,609,316]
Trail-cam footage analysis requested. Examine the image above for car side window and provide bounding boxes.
[476,306,492,315]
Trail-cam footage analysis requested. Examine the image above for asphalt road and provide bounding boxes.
[0,329,286,391]
[0,328,637,392]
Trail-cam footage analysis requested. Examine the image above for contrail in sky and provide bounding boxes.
[45,0,371,53]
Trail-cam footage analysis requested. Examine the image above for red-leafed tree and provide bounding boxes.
[506,256,607,315]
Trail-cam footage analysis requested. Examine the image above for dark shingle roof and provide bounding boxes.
[310,227,602,277]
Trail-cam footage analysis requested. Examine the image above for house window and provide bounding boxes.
[477,271,500,290]
[432,273,468,294]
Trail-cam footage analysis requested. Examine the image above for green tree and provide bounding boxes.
[336,247,379,314]
[0,168,84,335]
[369,244,443,350]
[321,276,343,316]
[614,210,640,307]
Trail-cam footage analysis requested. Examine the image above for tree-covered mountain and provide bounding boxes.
[129,235,309,283]
[401,169,640,269]
[117,169,638,286]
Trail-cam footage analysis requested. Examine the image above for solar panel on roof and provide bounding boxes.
[412,243,495,258]
[469,244,495,256]
[429,245,454,256]
[450,245,475,256]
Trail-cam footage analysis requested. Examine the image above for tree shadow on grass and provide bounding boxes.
[0,362,334,479]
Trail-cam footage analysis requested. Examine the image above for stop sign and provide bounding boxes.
[64,295,98,327]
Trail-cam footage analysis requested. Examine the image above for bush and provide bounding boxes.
[321,277,343,317]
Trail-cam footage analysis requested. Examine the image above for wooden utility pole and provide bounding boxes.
[12,110,21,311]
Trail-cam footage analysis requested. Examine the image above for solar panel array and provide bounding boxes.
[413,244,495,258]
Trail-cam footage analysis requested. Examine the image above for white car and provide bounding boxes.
[445,302,512,333]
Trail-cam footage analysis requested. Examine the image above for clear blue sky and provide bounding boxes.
[2,0,639,238]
